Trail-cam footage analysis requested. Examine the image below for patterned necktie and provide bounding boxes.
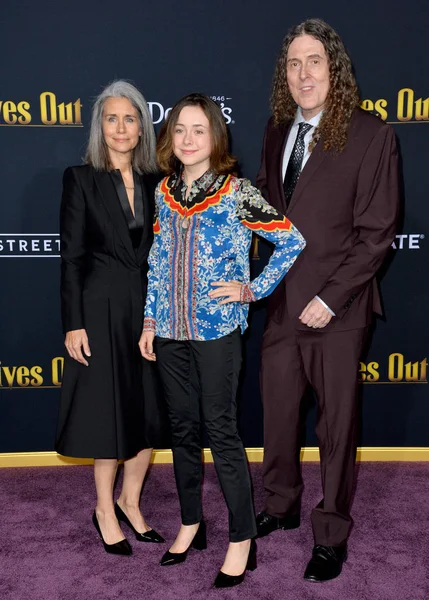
[283,122,313,207]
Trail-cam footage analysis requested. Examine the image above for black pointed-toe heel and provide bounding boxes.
[160,520,207,566]
[213,539,257,588]
[92,511,132,556]
[114,502,165,543]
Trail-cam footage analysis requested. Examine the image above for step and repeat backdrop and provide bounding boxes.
[0,1,427,452]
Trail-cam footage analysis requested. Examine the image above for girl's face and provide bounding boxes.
[172,105,212,175]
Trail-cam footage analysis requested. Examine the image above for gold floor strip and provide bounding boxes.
[0,447,428,468]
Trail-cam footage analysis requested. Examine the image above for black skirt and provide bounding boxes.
[55,266,170,460]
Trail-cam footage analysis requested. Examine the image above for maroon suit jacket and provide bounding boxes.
[256,108,400,332]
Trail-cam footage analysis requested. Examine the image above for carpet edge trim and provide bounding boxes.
[0,447,428,467]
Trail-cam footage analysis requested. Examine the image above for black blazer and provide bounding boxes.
[60,165,159,334]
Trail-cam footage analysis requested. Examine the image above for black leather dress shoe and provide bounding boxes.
[255,511,300,538]
[114,502,165,543]
[304,545,347,582]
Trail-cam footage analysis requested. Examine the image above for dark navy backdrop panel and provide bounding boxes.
[0,1,427,452]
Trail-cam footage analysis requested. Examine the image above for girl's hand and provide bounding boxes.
[139,330,156,361]
[209,281,243,305]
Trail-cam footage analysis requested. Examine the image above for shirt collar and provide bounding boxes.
[293,107,323,129]
[180,167,217,193]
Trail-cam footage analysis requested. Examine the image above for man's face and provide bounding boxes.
[286,34,330,120]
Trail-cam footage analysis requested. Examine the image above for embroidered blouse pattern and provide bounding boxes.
[144,170,305,341]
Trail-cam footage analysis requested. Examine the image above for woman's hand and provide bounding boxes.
[65,329,91,366]
[209,281,243,305]
[139,331,156,361]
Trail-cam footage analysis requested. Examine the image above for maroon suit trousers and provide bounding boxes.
[261,317,368,546]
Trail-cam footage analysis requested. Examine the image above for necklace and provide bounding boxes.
[125,186,134,190]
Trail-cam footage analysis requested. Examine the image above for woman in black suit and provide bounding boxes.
[55,80,167,555]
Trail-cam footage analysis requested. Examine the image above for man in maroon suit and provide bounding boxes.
[255,19,399,581]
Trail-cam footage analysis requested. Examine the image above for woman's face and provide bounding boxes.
[102,97,141,159]
[172,105,212,174]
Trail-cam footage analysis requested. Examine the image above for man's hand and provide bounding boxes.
[299,297,333,329]
[139,331,156,361]
[65,329,91,366]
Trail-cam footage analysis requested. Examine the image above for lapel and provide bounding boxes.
[287,138,327,212]
[275,122,292,214]
[93,170,137,263]
[135,174,152,264]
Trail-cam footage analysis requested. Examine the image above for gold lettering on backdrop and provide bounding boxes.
[0,100,32,124]
[16,366,30,387]
[0,94,82,125]
[397,88,429,121]
[31,366,44,386]
[397,88,414,121]
[0,362,44,388]
[1,366,17,387]
[40,92,82,125]
[17,101,31,124]
[360,98,388,121]
[40,91,57,125]
[51,356,64,386]
[2,101,18,124]
[360,354,428,383]
[361,88,429,123]
[414,97,429,121]
[0,355,425,388]
[73,99,82,124]
[387,353,428,382]
[359,361,380,382]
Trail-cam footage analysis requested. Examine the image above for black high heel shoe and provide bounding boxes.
[160,520,207,566]
[213,539,257,588]
[92,511,132,556]
[114,502,165,543]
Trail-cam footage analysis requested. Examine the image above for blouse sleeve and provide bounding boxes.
[235,179,306,302]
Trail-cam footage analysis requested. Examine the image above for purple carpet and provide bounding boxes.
[0,463,427,600]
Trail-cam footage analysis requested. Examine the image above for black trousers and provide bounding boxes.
[155,330,256,542]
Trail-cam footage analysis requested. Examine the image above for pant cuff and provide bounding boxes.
[229,527,257,543]
[181,516,203,526]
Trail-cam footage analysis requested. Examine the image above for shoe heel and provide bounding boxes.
[191,520,207,551]
[92,511,132,556]
[246,539,257,571]
[92,511,102,539]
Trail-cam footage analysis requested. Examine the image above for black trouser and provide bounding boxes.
[155,330,256,542]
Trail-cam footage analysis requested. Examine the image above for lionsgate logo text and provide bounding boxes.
[391,233,425,250]
[0,234,60,257]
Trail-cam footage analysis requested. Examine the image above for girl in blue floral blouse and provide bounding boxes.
[139,93,305,588]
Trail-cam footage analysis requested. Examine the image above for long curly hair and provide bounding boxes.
[271,19,360,152]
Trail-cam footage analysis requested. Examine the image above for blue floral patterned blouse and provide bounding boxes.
[143,170,305,341]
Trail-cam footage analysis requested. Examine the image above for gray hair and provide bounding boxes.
[85,80,157,174]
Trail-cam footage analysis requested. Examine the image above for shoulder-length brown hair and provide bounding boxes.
[271,18,360,152]
[157,93,237,174]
